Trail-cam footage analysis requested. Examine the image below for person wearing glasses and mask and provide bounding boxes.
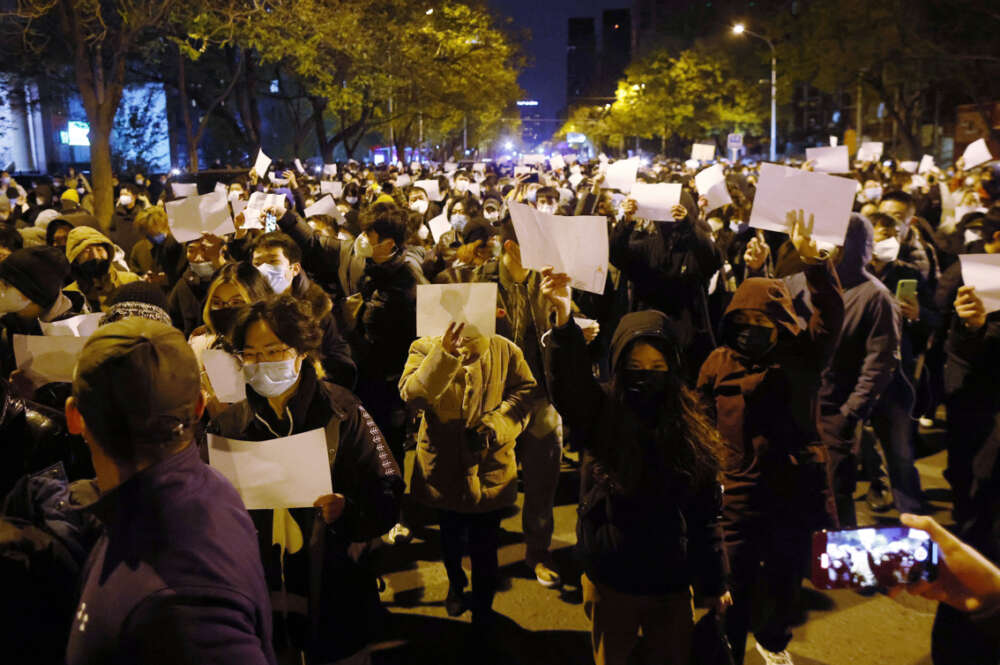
[209,295,403,665]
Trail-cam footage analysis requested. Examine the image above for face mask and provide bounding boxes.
[863,187,882,203]
[119,194,134,207]
[256,262,292,294]
[135,177,144,186]
[484,209,500,222]
[77,187,85,197]
[53,181,63,189]
[0,284,31,313]
[149,233,166,245]
[450,213,469,234]
[190,260,215,280]
[208,306,239,334]
[244,358,300,397]
[355,233,373,259]
[417,225,430,240]
[454,180,469,193]
[872,236,900,262]
[964,228,983,246]
[0,177,9,186]
[75,257,111,281]
[228,190,243,202]
[732,324,775,358]
[345,196,358,205]
[620,369,670,413]
[536,203,557,215]
[964,176,975,187]
[410,199,429,214]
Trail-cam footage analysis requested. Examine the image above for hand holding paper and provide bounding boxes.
[805,146,849,173]
[165,191,236,243]
[630,183,682,221]
[695,164,733,212]
[508,202,608,294]
[962,139,993,170]
[748,163,856,246]
[253,149,272,178]
[416,283,498,339]
[958,255,1000,315]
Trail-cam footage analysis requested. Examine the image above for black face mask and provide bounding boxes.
[733,324,775,358]
[209,307,241,335]
[620,369,670,414]
[75,258,111,282]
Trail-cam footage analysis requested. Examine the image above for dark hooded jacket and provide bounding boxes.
[697,258,843,529]
[544,310,727,596]
[610,196,723,371]
[819,214,901,437]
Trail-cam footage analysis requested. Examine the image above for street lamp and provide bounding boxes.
[732,23,777,162]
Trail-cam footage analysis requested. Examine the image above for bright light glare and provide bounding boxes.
[504,141,513,150]
[170,168,180,175]
[426,8,433,14]
[732,23,745,34]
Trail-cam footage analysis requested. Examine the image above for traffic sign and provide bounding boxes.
[727,133,744,149]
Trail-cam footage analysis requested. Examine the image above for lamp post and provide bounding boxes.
[733,23,777,162]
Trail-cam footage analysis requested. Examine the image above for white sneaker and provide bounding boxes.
[756,641,794,665]
[918,416,935,428]
[385,522,412,545]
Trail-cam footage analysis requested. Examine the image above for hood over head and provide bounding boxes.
[836,213,874,288]
[609,309,682,375]
[66,225,114,264]
[721,277,801,339]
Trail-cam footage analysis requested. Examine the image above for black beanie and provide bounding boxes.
[99,281,173,327]
[0,246,70,308]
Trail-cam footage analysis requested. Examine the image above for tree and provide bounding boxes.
[559,48,763,155]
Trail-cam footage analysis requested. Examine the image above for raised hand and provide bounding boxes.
[540,267,573,327]
[788,209,820,261]
[955,286,986,331]
[670,203,688,222]
[442,321,466,356]
[744,233,770,271]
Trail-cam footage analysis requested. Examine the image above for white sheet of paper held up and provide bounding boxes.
[207,429,333,510]
[963,138,993,170]
[428,214,451,243]
[253,149,271,178]
[473,162,486,173]
[320,181,343,199]
[900,161,918,173]
[630,183,682,221]
[549,154,566,170]
[171,182,198,198]
[214,181,228,196]
[416,283,497,339]
[508,202,608,294]
[748,163,857,247]
[294,158,306,174]
[414,179,442,202]
[919,154,935,174]
[39,313,103,338]
[395,174,412,188]
[806,146,850,173]
[202,349,246,404]
[695,164,733,212]
[691,143,716,162]
[269,172,288,186]
[858,142,883,161]
[603,158,638,193]
[242,192,288,231]
[13,334,89,386]
[166,190,235,243]
[304,195,338,219]
[568,173,584,189]
[323,164,337,176]
[959,254,1000,314]
[830,136,838,147]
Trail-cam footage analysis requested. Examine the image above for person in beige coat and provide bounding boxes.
[399,321,536,627]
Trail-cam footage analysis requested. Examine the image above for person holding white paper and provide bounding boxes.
[407,185,441,225]
[210,296,403,665]
[611,188,722,373]
[424,195,484,280]
[64,319,277,665]
[400,315,537,626]
[127,206,188,289]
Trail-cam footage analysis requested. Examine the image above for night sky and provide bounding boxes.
[488,0,630,125]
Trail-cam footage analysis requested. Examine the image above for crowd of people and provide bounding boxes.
[0,146,999,665]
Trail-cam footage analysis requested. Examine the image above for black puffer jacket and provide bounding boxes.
[544,310,727,596]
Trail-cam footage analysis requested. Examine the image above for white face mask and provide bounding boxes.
[0,283,31,313]
[964,228,983,246]
[189,261,215,280]
[256,262,292,294]
[454,180,470,193]
[862,187,882,203]
[536,203,557,215]
[410,199,429,214]
[872,236,900,263]
[244,358,300,397]
[345,196,358,205]
[119,194,134,207]
[484,209,500,222]
[228,190,243,202]
[964,176,976,187]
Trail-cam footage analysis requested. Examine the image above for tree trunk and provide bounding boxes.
[313,98,333,162]
[177,48,199,172]
[89,113,115,232]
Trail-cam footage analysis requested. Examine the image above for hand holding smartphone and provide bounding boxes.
[812,526,939,590]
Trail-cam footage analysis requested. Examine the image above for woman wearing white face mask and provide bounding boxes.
[210,294,404,665]
[110,184,148,257]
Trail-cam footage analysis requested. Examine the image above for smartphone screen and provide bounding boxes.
[812,526,939,590]
[264,212,277,233]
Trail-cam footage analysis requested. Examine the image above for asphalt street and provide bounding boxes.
[369,421,954,665]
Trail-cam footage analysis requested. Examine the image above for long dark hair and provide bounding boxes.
[599,338,723,494]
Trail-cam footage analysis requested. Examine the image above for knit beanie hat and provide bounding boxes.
[99,280,172,327]
[0,246,71,308]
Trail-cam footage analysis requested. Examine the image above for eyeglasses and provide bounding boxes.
[238,346,295,364]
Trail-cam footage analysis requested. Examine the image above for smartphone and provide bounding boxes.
[523,172,539,184]
[811,526,939,590]
[895,279,918,303]
[264,212,277,233]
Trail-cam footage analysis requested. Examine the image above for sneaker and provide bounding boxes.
[445,587,466,617]
[385,522,412,545]
[533,561,562,588]
[756,642,794,665]
[918,416,935,429]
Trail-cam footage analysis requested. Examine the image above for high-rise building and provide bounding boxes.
[567,17,597,105]
[599,9,631,96]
